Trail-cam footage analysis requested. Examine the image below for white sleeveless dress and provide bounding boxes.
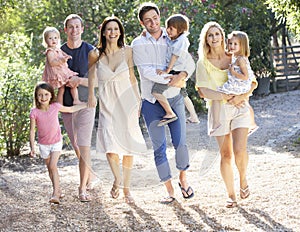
[95,52,147,155]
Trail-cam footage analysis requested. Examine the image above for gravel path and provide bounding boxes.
[0,90,299,231]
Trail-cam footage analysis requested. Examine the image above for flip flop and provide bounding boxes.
[160,196,176,204]
[124,194,135,204]
[186,117,200,124]
[49,196,60,204]
[157,116,178,127]
[240,186,250,199]
[110,185,120,199]
[78,192,91,202]
[248,126,259,136]
[226,198,237,208]
[178,183,194,199]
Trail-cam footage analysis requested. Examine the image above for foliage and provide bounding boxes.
[0,32,41,156]
[266,0,300,40]
[0,0,297,156]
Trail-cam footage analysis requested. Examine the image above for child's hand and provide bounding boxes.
[30,150,36,158]
[228,64,234,74]
[141,29,147,37]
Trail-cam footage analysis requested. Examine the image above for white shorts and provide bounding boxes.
[39,141,62,159]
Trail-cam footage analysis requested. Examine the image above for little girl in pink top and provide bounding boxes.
[42,26,81,105]
[29,82,87,204]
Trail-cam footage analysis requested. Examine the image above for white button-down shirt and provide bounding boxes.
[132,28,195,103]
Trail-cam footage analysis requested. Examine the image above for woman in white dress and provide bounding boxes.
[88,16,146,204]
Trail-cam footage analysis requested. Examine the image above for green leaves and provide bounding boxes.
[0,32,41,156]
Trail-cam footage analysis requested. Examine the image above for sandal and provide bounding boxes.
[49,196,60,204]
[226,198,237,208]
[157,116,178,127]
[78,191,91,202]
[178,183,194,199]
[240,186,250,199]
[110,185,120,199]
[160,196,176,204]
[124,194,135,204]
[186,117,200,124]
[248,126,259,136]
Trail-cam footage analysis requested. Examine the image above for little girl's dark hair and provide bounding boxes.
[34,82,56,108]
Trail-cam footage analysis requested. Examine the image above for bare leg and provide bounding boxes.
[106,153,121,198]
[152,92,176,119]
[78,146,91,202]
[249,106,257,128]
[57,86,65,105]
[216,134,236,201]
[248,106,259,137]
[164,179,175,198]
[184,96,199,123]
[45,151,61,202]
[232,128,249,196]
[123,155,134,203]
[179,170,194,198]
[71,87,83,105]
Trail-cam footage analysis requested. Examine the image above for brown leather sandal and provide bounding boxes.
[110,185,120,199]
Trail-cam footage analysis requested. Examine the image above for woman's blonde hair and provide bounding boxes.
[42,27,61,48]
[228,31,250,57]
[198,21,225,59]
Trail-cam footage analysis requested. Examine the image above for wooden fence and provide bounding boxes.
[271,45,300,92]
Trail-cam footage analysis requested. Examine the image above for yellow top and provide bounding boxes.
[195,57,257,106]
[196,57,228,90]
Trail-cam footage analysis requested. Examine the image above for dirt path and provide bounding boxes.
[1,90,299,231]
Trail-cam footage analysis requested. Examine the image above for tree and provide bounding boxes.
[266,0,300,40]
[0,32,41,156]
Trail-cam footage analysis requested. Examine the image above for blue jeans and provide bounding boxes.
[141,94,190,182]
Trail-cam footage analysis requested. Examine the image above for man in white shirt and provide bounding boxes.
[131,2,195,204]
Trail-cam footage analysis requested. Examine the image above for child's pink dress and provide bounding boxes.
[42,48,78,89]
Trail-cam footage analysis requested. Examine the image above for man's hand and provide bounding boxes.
[167,72,187,88]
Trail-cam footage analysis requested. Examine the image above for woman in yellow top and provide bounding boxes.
[195,22,257,208]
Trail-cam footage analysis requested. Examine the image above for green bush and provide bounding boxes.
[0,32,41,156]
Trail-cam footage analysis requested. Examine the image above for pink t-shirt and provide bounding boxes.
[30,102,62,145]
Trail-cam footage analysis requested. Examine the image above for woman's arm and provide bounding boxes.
[67,49,99,89]
[29,118,36,157]
[198,87,233,101]
[227,81,257,106]
[87,50,98,108]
